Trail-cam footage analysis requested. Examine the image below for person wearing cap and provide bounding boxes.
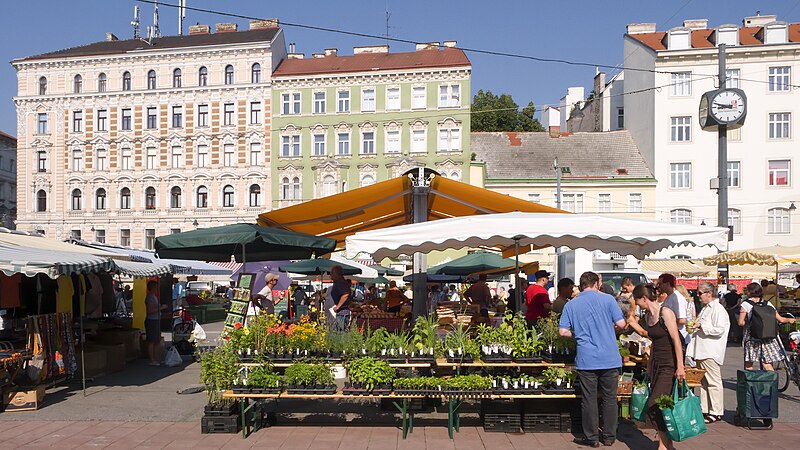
[525,269,552,328]
[251,273,281,321]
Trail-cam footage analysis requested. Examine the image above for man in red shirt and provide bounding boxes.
[525,270,552,328]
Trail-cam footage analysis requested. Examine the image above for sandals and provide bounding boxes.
[704,414,721,423]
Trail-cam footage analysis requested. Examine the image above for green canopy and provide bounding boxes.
[428,251,516,276]
[279,258,362,275]
[155,223,336,263]
[374,265,404,276]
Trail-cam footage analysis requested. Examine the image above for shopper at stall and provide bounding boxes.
[251,273,280,320]
[464,273,492,317]
[525,270,552,328]
[739,282,795,371]
[724,284,743,343]
[145,280,167,366]
[686,282,730,424]
[385,280,408,313]
[657,273,689,345]
[626,284,685,450]
[330,264,352,330]
[552,277,575,314]
[559,271,626,448]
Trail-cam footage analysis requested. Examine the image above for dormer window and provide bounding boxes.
[715,25,738,47]
[763,21,788,45]
[667,27,691,50]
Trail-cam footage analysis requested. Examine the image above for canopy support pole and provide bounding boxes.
[514,237,521,314]
[411,169,431,319]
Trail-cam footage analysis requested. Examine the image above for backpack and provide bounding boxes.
[745,300,778,340]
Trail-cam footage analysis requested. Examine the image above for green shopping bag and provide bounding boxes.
[630,376,650,422]
[662,379,707,442]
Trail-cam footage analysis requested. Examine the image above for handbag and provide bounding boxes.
[630,376,650,422]
[662,379,707,442]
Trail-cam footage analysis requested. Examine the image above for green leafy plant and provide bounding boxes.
[442,374,492,391]
[199,345,240,405]
[247,365,282,388]
[383,330,411,355]
[365,328,391,354]
[411,314,439,354]
[655,394,674,410]
[507,313,543,357]
[347,357,395,390]
[284,362,333,386]
[634,379,648,389]
[619,347,631,357]
[444,324,480,360]
[542,367,568,384]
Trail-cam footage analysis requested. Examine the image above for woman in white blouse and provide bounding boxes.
[686,282,730,424]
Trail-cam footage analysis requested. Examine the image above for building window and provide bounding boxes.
[73,110,83,132]
[222,185,235,207]
[120,187,131,209]
[768,112,790,139]
[249,184,261,207]
[37,113,47,134]
[670,116,691,142]
[360,175,375,187]
[313,134,326,156]
[727,161,740,187]
[438,84,460,107]
[411,130,426,153]
[196,186,208,208]
[725,68,740,89]
[170,228,181,235]
[438,128,461,152]
[412,86,426,109]
[97,73,107,92]
[669,162,691,189]
[197,104,208,127]
[362,88,375,112]
[322,175,336,197]
[172,106,183,128]
[145,187,156,209]
[670,208,692,224]
[337,133,350,155]
[120,229,130,247]
[38,76,47,95]
[146,107,157,129]
[36,151,47,173]
[73,74,82,94]
[250,101,261,124]
[171,146,183,168]
[361,131,375,154]
[93,229,105,244]
[617,108,624,129]
[121,108,132,130]
[224,65,234,85]
[598,193,611,213]
[198,66,207,86]
[628,193,642,213]
[768,208,790,233]
[223,103,234,126]
[528,193,541,203]
[121,147,132,170]
[122,71,131,91]
[281,135,300,157]
[96,148,107,171]
[223,144,236,167]
[146,147,157,170]
[386,87,400,110]
[769,66,790,92]
[196,145,208,168]
[145,229,155,250]
[768,160,790,186]
[147,70,156,89]
[670,71,691,96]
[251,63,261,83]
[95,188,107,210]
[96,109,107,132]
[386,130,400,153]
[170,186,182,208]
[562,193,584,213]
[172,68,182,88]
[71,189,82,210]
[314,91,326,113]
[280,177,291,201]
[70,230,81,240]
[282,93,300,115]
[249,142,261,166]
[337,90,350,112]
[36,190,46,212]
[728,208,742,234]
[72,149,83,172]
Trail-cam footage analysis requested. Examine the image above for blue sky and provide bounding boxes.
[2,0,800,136]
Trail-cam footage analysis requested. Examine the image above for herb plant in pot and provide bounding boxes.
[345,357,395,395]
[199,344,240,415]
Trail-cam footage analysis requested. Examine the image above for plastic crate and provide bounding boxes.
[201,414,241,434]
[483,413,521,433]
[522,413,564,433]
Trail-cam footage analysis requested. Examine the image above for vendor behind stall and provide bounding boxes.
[384,281,408,313]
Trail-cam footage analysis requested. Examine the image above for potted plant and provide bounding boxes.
[345,357,395,395]
[541,367,570,394]
[409,315,438,362]
[199,344,240,416]
[444,324,479,363]
[442,374,492,397]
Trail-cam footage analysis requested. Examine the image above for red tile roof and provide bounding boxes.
[628,24,800,51]
[0,131,16,143]
[273,48,470,77]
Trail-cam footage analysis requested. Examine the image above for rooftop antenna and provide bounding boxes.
[150,0,161,39]
[132,5,141,39]
[178,0,186,35]
[385,0,392,47]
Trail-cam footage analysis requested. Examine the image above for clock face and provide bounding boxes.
[710,90,745,123]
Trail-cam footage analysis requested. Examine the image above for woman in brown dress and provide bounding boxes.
[628,284,686,450]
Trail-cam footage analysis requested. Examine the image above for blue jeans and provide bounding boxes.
[335,310,351,331]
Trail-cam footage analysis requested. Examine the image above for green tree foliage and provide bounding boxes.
[471,90,544,132]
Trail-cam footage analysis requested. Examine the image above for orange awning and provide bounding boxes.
[258,175,566,248]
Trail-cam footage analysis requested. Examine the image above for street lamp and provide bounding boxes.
[790,202,797,212]
[192,219,199,227]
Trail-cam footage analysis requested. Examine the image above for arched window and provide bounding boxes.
[222,185,235,207]
[292,177,301,200]
[170,186,182,208]
[196,186,208,208]
[281,177,291,200]
[172,68,182,88]
[670,208,692,224]
[198,66,208,86]
[71,189,82,211]
[224,65,234,85]
[120,187,131,209]
[251,63,261,83]
[36,190,47,212]
[38,76,47,95]
[145,186,156,210]
[95,188,107,210]
[768,207,790,234]
[98,73,107,92]
[360,174,375,187]
[322,175,336,197]
[122,71,131,91]
[249,184,261,207]
[73,74,82,94]
[147,70,156,89]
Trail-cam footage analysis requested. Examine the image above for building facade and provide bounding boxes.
[0,132,17,229]
[624,15,800,257]
[270,42,471,208]
[12,20,286,248]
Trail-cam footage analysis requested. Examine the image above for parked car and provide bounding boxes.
[186,281,215,298]
[596,271,650,294]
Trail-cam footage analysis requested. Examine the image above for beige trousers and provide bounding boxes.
[697,358,724,416]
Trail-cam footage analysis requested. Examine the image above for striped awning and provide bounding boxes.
[0,244,114,278]
[703,245,800,267]
[641,259,713,277]
[111,259,173,278]
[208,261,242,272]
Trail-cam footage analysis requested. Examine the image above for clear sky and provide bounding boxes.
[2,0,800,136]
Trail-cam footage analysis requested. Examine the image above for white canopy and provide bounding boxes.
[330,253,379,279]
[346,212,729,260]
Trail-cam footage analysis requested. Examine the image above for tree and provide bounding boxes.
[471,90,544,132]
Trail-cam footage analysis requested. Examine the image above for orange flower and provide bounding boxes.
[234,322,243,329]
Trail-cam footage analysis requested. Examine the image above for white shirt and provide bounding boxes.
[663,291,688,340]
[686,299,730,365]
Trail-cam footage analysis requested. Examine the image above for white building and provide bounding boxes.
[623,15,800,257]
[565,71,625,133]
[0,132,17,229]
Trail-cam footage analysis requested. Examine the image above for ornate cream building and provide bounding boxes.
[11,20,286,248]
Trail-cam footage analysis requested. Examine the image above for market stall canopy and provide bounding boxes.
[155,223,336,262]
[70,241,231,275]
[110,259,173,278]
[779,264,800,274]
[641,259,714,277]
[346,212,730,260]
[279,258,362,276]
[0,244,114,278]
[258,175,565,248]
[428,251,517,275]
[330,253,379,279]
[703,245,800,266]
[0,232,130,260]
[374,266,405,277]
[402,273,466,283]
[472,261,540,278]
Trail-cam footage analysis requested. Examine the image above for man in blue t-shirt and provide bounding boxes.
[559,271,626,448]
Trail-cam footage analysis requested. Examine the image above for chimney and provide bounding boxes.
[683,19,708,30]
[287,53,305,59]
[324,48,338,56]
[626,23,657,34]
[289,42,296,53]
[743,14,777,27]
[353,45,389,54]
[189,24,210,35]
[443,40,457,48]
[312,53,325,58]
[616,168,629,175]
[106,32,118,41]
[215,23,238,33]
[415,42,439,51]
[249,18,279,29]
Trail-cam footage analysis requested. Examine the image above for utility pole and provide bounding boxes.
[717,44,729,284]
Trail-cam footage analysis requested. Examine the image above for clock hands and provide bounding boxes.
[713,103,734,109]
